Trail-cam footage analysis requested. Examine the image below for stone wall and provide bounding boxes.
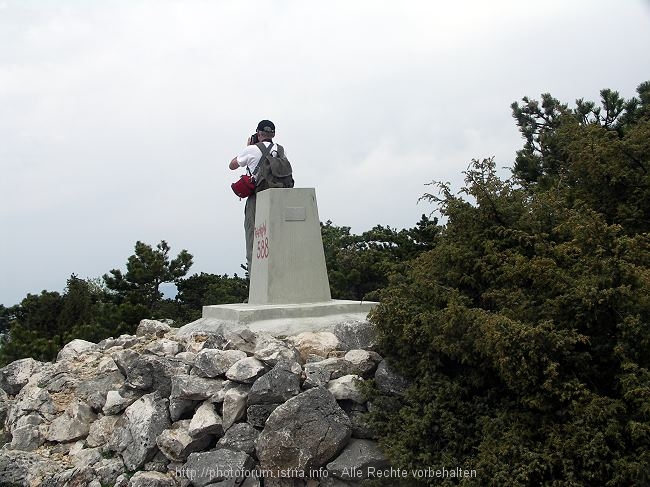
[0,319,408,487]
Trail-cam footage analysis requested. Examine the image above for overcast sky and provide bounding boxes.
[1,0,649,306]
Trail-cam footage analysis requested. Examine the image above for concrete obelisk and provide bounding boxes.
[248,188,331,304]
[179,188,376,337]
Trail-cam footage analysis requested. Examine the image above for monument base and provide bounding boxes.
[177,300,378,337]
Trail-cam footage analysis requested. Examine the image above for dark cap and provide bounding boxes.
[256,120,275,133]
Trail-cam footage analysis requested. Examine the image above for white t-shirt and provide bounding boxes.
[236,141,281,174]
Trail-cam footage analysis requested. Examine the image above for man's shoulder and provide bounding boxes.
[239,145,261,157]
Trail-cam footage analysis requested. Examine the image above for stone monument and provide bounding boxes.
[179,188,377,337]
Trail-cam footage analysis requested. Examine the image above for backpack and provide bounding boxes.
[255,142,294,192]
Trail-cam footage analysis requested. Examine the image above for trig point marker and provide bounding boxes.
[249,188,331,304]
[179,188,377,337]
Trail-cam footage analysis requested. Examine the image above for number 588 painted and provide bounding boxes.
[256,237,269,259]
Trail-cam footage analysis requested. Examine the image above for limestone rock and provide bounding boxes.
[188,401,224,438]
[128,471,177,487]
[0,357,43,395]
[0,449,63,485]
[303,358,350,389]
[100,334,142,350]
[0,387,8,425]
[194,349,247,378]
[9,413,44,451]
[247,360,301,406]
[287,332,340,363]
[44,399,97,442]
[333,321,378,352]
[103,388,141,415]
[76,370,126,411]
[319,476,356,486]
[136,319,173,338]
[254,334,301,366]
[326,439,389,480]
[70,446,102,468]
[175,351,198,366]
[327,375,365,404]
[122,353,190,397]
[225,357,267,384]
[246,404,280,429]
[374,360,408,395]
[181,331,229,353]
[222,327,258,354]
[56,339,99,362]
[169,396,197,423]
[87,414,120,447]
[171,375,224,401]
[94,457,127,486]
[240,477,262,487]
[216,422,260,456]
[183,449,255,487]
[264,480,307,487]
[114,474,131,487]
[257,387,352,472]
[146,451,172,474]
[40,465,95,487]
[344,350,381,378]
[157,420,212,462]
[6,382,56,450]
[98,355,120,373]
[222,383,250,430]
[108,391,171,471]
[145,338,183,357]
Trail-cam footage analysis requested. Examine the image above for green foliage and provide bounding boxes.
[103,240,193,308]
[369,83,650,486]
[511,83,650,235]
[0,241,251,364]
[321,215,438,300]
[0,305,10,334]
[0,290,65,364]
[175,272,248,321]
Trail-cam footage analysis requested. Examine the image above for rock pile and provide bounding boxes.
[0,319,407,487]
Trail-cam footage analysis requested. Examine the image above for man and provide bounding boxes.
[229,120,279,271]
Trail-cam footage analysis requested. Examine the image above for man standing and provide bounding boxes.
[229,120,278,271]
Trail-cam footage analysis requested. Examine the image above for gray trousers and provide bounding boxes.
[244,192,257,271]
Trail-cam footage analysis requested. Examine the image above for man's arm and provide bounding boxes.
[229,157,240,170]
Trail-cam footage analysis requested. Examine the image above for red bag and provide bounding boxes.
[231,174,256,198]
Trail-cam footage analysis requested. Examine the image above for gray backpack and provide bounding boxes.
[255,142,294,192]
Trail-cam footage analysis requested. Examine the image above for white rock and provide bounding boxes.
[145,338,182,357]
[108,392,171,471]
[288,332,340,362]
[222,384,250,431]
[225,357,267,384]
[328,375,365,403]
[56,339,99,362]
[254,333,301,366]
[136,319,172,337]
[128,471,176,487]
[344,350,380,377]
[103,390,137,415]
[194,349,247,378]
[175,351,197,366]
[188,401,224,438]
[44,400,97,442]
[87,414,120,447]
[0,358,43,395]
[156,420,211,462]
[98,356,119,373]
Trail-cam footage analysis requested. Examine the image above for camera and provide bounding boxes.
[250,133,259,144]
